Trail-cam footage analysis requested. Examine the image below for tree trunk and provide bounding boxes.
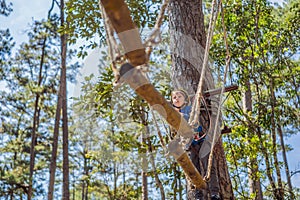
[277,124,294,199]
[27,2,57,198]
[81,149,89,200]
[28,35,46,200]
[48,0,69,199]
[48,85,62,200]
[254,82,278,199]
[243,78,263,200]
[270,78,284,199]
[61,0,70,199]
[110,124,118,199]
[168,0,234,199]
[141,135,149,200]
[146,127,165,200]
[140,108,149,200]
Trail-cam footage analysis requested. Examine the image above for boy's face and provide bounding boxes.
[172,91,186,108]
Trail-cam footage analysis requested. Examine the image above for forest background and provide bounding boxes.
[0,0,299,199]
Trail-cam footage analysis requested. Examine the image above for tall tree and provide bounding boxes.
[168,0,234,199]
[59,0,299,199]
[0,14,68,198]
[243,75,263,199]
[47,77,62,200]
[27,2,57,199]
[60,0,70,199]
[0,1,79,198]
[47,0,70,199]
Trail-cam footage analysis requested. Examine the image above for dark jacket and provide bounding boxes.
[179,105,206,143]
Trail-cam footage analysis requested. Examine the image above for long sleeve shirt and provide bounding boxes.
[179,105,206,143]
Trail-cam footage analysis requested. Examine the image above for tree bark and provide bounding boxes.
[48,0,69,199]
[60,0,70,199]
[48,70,63,200]
[168,0,234,199]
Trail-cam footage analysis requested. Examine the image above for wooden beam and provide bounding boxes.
[221,126,231,134]
[120,63,207,189]
[100,0,146,66]
[120,63,194,138]
[168,139,207,189]
[203,84,238,98]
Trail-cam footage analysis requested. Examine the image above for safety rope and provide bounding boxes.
[99,2,125,84]
[144,70,173,154]
[204,1,231,182]
[100,0,232,183]
[148,106,179,165]
[150,108,166,149]
[188,0,220,127]
[100,0,172,156]
[144,0,170,61]
[100,0,169,83]
[200,96,211,134]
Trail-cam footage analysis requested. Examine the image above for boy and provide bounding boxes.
[171,89,221,200]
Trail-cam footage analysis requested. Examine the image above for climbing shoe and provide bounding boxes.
[211,194,221,200]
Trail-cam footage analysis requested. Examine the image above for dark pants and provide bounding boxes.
[187,141,220,199]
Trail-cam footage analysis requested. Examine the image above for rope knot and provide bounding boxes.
[204,175,211,182]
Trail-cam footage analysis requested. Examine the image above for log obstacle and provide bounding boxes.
[119,63,207,189]
[100,0,207,189]
[100,0,146,66]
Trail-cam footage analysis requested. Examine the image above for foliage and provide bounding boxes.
[0,28,14,78]
[211,0,299,198]
[0,13,80,198]
[65,0,164,58]
[0,0,12,16]
[1,0,299,199]
[0,0,14,77]
[70,65,145,199]
[68,30,177,197]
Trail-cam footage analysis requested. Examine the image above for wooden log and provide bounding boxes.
[100,0,146,66]
[203,84,238,98]
[120,62,207,189]
[168,139,207,189]
[120,63,194,139]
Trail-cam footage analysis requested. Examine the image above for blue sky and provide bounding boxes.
[1,0,299,189]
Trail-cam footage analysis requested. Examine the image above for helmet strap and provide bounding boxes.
[172,102,186,109]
